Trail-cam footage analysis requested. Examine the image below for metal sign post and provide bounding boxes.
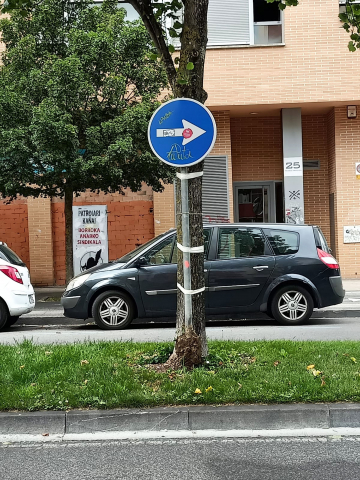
[148,98,217,328]
[180,166,192,326]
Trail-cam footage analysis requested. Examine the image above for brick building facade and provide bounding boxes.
[154,0,360,279]
[2,0,360,283]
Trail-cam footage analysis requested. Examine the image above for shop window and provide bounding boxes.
[253,0,283,45]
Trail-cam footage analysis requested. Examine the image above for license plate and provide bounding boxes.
[29,294,35,305]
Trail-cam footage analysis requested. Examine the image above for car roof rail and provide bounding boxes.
[0,242,7,246]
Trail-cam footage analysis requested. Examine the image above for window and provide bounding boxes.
[217,227,265,259]
[313,227,330,254]
[339,1,360,15]
[144,236,175,265]
[116,232,170,263]
[92,2,139,21]
[172,0,283,48]
[171,229,212,264]
[265,230,299,256]
[0,245,25,267]
[253,0,283,45]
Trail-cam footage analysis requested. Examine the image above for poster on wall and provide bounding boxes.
[72,205,109,276]
[344,226,360,244]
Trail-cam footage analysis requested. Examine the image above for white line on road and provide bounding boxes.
[2,427,360,444]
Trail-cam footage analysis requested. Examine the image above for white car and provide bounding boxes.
[0,242,35,329]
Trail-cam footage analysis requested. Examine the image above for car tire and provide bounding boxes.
[92,290,135,330]
[271,284,314,325]
[0,300,9,331]
[6,316,19,327]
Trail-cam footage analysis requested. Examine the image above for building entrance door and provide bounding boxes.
[234,181,283,223]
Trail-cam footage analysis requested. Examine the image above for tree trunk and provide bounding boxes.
[64,186,74,284]
[167,0,209,369]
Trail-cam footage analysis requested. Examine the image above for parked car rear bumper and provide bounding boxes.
[3,286,35,316]
[329,276,345,299]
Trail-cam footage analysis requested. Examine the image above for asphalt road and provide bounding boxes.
[1,289,360,344]
[1,436,360,480]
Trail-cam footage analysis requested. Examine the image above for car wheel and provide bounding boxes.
[92,290,135,330]
[271,285,314,325]
[0,300,9,331]
[6,316,19,327]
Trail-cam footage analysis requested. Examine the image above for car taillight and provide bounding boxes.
[0,265,23,284]
[317,248,339,270]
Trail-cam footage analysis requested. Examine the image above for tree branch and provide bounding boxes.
[127,0,177,91]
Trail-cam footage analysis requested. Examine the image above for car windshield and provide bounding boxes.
[115,231,174,263]
[0,244,26,267]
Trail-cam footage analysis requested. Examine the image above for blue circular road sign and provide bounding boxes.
[148,98,217,167]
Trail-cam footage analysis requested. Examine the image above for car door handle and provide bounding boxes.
[253,266,269,271]
[204,269,208,273]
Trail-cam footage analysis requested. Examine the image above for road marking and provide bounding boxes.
[2,427,360,444]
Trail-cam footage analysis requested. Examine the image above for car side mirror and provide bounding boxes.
[135,256,147,267]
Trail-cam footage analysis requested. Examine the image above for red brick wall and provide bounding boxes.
[0,200,30,269]
[51,203,66,285]
[52,200,154,285]
[302,115,330,241]
[230,115,331,238]
[332,106,360,278]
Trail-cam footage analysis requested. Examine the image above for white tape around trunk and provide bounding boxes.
[176,171,203,180]
[177,283,205,295]
[177,242,204,254]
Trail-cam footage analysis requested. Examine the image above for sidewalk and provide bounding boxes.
[1,403,360,440]
[343,279,360,292]
[34,287,64,302]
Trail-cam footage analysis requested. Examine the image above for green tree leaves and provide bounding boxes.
[0,0,174,201]
[339,0,360,51]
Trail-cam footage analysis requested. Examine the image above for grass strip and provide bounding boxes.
[1,339,360,411]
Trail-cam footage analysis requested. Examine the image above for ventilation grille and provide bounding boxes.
[304,159,320,170]
[203,156,230,224]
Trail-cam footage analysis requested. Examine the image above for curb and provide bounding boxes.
[1,403,360,435]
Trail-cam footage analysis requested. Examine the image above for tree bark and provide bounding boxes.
[130,0,210,369]
[64,186,74,284]
[167,0,210,369]
[171,160,207,366]
[173,2,208,102]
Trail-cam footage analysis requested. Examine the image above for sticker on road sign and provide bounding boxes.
[148,98,217,167]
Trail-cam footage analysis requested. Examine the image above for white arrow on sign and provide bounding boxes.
[156,120,206,146]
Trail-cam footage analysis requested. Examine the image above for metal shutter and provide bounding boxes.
[208,0,250,46]
[203,156,230,223]
[172,0,250,48]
